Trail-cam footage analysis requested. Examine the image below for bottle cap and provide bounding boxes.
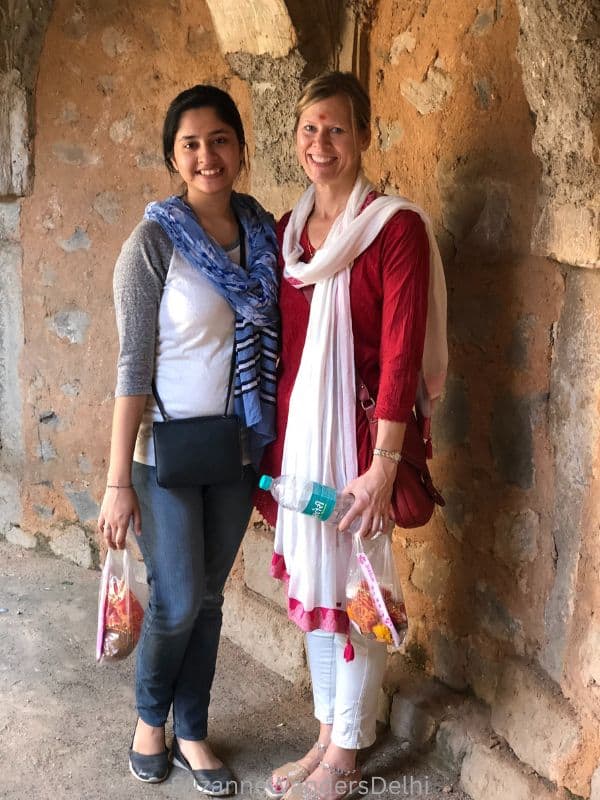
[258,474,273,490]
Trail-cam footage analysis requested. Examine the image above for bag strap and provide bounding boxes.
[152,217,246,421]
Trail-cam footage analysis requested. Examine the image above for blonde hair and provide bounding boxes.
[294,71,371,134]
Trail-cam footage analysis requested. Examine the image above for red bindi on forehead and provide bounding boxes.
[318,113,327,120]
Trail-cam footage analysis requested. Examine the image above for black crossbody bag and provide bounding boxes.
[151,222,245,488]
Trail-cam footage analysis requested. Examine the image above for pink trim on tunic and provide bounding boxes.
[270,553,349,634]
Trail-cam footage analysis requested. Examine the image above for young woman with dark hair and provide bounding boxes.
[98,84,278,795]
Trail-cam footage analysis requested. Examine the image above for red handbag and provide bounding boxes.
[357,375,445,528]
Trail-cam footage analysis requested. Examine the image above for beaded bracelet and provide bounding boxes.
[373,447,402,463]
[106,484,133,489]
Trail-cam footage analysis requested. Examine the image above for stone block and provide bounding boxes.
[532,201,599,269]
[490,392,534,490]
[92,191,122,224]
[52,142,100,167]
[58,228,91,252]
[47,308,90,344]
[64,489,99,523]
[0,241,25,466]
[0,70,31,196]
[101,27,130,58]
[401,63,453,115]
[242,526,286,609]
[222,583,307,684]
[407,542,451,601]
[542,269,600,680]
[49,525,93,569]
[435,719,473,774]
[390,30,416,63]
[461,743,557,800]
[431,630,468,691]
[490,659,581,784]
[5,525,36,549]
[0,201,20,240]
[376,120,403,152]
[0,471,22,533]
[389,694,438,750]
[493,509,539,570]
[205,0,296,57]
[470,7,496,37]
[109,114,134,144]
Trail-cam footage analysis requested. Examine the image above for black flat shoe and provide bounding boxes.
[172,737,237,796]
[128,729,171,783]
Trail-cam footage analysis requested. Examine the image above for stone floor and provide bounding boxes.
[0,539,469,800]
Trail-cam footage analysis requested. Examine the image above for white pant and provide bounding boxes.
[306,628,387,749]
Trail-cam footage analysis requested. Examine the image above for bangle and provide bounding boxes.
[106,484,133,489]
[373,447,402,464]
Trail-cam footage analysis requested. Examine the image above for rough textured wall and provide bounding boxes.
[516,0,600,268]
[365,0,557,683]
[17,0,249,560]
[360,1,599,794]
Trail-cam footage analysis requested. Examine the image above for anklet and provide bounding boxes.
[319,760,359,777]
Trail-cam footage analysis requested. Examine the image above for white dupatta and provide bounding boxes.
[275,173,447,618]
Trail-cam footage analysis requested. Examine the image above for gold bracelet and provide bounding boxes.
[373,447,402,463]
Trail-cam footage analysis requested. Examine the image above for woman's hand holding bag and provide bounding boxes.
[98,486,142,550]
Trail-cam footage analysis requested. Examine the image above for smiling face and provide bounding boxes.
[295,93,370,193]
[170,106,242,203]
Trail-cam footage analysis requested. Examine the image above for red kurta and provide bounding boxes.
[256,200,430,531]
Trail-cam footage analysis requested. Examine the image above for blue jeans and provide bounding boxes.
[132,461,256,740]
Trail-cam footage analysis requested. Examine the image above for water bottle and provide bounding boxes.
[259,474,390,535]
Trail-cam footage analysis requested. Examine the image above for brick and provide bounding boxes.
[490,659,581,784]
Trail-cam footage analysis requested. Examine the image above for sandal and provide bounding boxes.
[265,743,327,799]
[281,761,363,800]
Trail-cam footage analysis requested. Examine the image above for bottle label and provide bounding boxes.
[302,482,336,521]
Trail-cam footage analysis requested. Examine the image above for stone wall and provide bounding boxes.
[2,0,600,797]
[14,0,250,558]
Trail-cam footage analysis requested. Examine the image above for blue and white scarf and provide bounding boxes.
[145,193,279,465]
